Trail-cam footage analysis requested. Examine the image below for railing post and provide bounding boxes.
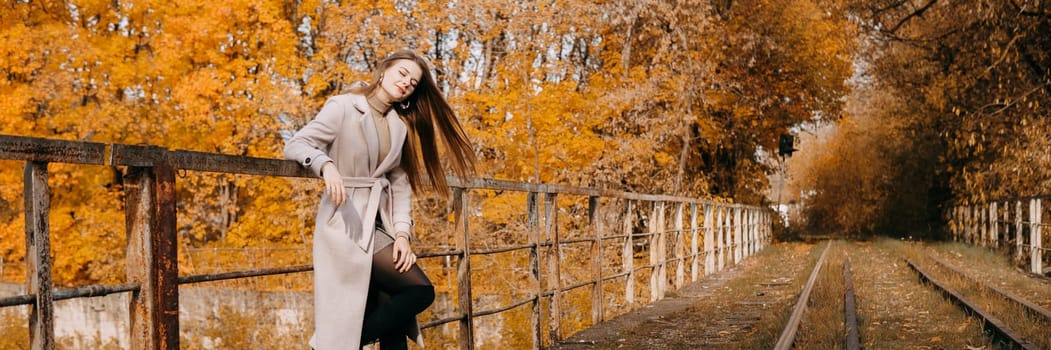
[125,160,179,350]
[952,206,958,242]
[761,210,766,250]
[743,209,751,258]
[748,207,756,256]
[657,201,667,298]
[751,209,758,256]
[453,188,475,350]
[704,204,714,276]
[527,192,541,350]
[990,202,998,248]
[1031,199,1043,274]
[734,206,743,265]
[689,203,699,282]
[648,202,660,302]
[1016,200,1025,263]
[623,200,635,305]
[1002,201,1010,249]
[25,161,54,350]
[717,205,726,271]
[973,205,980,245]
[949,207,956,241]
[588,196,604,326]
[545,193,562,344]
[674,202,684,290]
[975,201,983,244]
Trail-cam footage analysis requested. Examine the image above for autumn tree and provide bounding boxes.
[1,0,857,285]
[801,0,1051,238]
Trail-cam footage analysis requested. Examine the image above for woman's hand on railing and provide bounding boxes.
[321,162,345,206]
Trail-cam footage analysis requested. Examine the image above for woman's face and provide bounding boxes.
[380,59,423,102]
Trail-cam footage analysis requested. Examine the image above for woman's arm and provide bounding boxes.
[284,98,346,177]
[387,165,413,238]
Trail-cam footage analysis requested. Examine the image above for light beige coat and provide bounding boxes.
[284,93,422,349]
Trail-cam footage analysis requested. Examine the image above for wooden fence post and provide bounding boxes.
[452,188,474,350]
[125,161,179,350]
[720,206,729,271]
[743,209,751,258]
[623,200,635,305]
[589,196,604,326]
[704,204,714,276]
[715,206,723,271]
[990,202,998,248]
[24,161,54,350]
[734,206,743,265]
[1031,199,1043,274]
[527,192,541,350]
[674,202,684,290]
[974,205,981,245]
[649,202,661,302]
[752,210,760,253]
[545,193,562,344]
[975,201,983,244]
[1002,201,1010,249]
[1016,200,1025,263]
[689,204,699,282]
[750,210,757,257]
[954,206,962,241]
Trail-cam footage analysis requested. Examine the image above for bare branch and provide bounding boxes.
[888,0,939,34]
[1009,0,1051,18]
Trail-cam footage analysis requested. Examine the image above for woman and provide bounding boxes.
[284,50,475,350]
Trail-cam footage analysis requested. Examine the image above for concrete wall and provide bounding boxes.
[1,283,314,349]
[1,283,495,349]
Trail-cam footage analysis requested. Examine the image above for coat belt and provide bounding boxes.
[338,177,392,252]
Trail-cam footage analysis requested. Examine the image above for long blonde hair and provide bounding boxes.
[349,50,476,195]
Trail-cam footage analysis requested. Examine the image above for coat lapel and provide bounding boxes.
[351,95,379,173]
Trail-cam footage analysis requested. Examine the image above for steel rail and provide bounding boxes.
[773,240,832,350]
[926,255,1051,323]
[906,260,1041,350]
[843,257,860,350]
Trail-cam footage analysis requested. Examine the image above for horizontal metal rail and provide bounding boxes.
[469,243,535,256]
[417,249,463,259]
[420,314,464,329]
[473,296,537,318]
[178,265,313,285]
[906,260,1041,350]
[561,280,597,293]
[0,283,140,307]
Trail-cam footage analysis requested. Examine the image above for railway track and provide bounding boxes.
[904,256,1051,349]
[551,240,1048,349]
[776,240,1050,350]
[774,241,860,350]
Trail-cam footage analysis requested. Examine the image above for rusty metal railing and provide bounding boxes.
[0,134,773,349]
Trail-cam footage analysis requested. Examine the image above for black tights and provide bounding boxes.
[360,244,435,350]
